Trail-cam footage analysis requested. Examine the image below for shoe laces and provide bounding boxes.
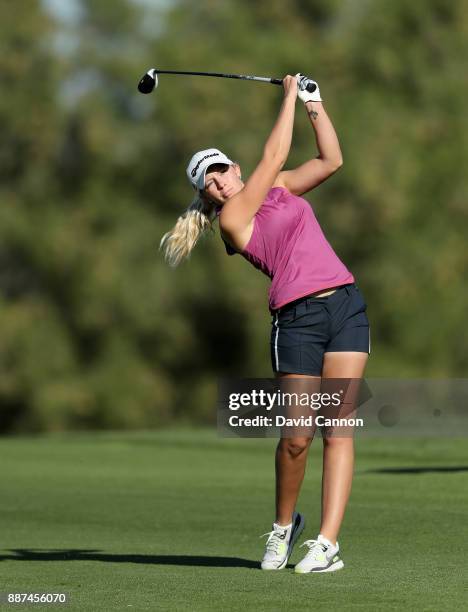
[300,539,329,559]
[260,527,287,554]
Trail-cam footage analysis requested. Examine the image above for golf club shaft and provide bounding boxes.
[152,69,282,86]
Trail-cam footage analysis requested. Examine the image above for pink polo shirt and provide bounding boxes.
[216,186,354,311]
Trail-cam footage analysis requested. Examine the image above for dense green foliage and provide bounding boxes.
[0,0,466,431]
[1,431,467,609]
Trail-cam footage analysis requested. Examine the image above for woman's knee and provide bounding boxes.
[279,437,312,459]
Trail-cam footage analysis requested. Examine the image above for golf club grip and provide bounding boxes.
[272,78,317,93]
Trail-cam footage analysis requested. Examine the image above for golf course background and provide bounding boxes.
[1,431,467,611]
[1,0,467,433]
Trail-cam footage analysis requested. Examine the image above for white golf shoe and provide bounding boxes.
[260,511,305,570]
[294,533,344,573]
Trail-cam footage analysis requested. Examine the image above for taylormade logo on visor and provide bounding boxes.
[191,152,220,177]
[187,149,234,189]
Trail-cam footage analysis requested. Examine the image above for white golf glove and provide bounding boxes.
[295,73,322,103]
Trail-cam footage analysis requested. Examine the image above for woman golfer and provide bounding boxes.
[161,74,370,573]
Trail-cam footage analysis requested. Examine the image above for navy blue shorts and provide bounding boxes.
[270,283,370,376]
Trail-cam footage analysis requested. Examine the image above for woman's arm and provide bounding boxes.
[275,84,343,196]
[220,75,298,236]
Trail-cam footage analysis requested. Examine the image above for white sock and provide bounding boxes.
[274,521,292,530]
[318,533,336,548]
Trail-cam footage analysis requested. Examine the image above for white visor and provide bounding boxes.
[186,148,234,191]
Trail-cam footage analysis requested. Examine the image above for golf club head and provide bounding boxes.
[138,69,158,94]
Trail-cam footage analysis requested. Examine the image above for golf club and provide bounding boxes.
[137,68,317,94]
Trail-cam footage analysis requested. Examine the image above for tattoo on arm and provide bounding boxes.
[307,108,319,121]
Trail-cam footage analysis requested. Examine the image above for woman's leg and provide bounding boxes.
[318,351,368,543]
[275,372,320,525]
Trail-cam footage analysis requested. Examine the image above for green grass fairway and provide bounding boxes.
[1,431,467,611]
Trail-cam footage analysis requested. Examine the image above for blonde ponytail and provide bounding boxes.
[159,195,217,267]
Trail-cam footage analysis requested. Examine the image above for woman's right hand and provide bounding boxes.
[282,74,298,100]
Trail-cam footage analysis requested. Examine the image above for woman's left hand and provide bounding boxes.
[296,74,322,103]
